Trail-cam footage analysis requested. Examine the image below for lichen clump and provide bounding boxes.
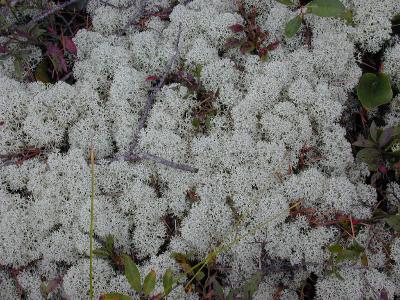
[1,0,400,299]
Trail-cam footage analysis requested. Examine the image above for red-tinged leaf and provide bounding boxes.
[240,41,255,54]
[47,26,57,36]
[267,40,280,51]
[379,288,389,300]
[146,75,158,81]
[62,36,77,55]
[0,45,7,53]
[15,29,30,39]
[46,43,68,74]
[378,165,388,174]
[229,24,244,32]
[258,47,268,61]
[378,127,394,148]
[225,37,241,49]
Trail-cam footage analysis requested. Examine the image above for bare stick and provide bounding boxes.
[129,23,182,151]
[140,152,198,173]
[25,0,80,28]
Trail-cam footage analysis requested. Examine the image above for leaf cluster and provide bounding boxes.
[279,0,351,38]
[225,1,279,61]
[353,122,400,172]
[327,241,368,279]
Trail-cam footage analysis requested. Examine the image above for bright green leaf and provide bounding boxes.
[123,255,141,294]
[162,268,174,296]
[285,15,302,38]
[357,73,393,110]
[143,270,157,297]
[328,243,343,253]
[100,293,132,300]
[307,0,346,17]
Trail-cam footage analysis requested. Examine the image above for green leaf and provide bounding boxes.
[370,122,378,142]
[192,118,201,128]
[352,137,376,148]
[386,214,400,232]
[226,290,234,300]
[195,270,205,281]
[100,293,132,300]
[213,279,225,299]
[361,253,368,266]
[356,148,381,170]
[105,235,115,252]
[285,15,302,38]
[143,270,157,297]
[339,9,353,24]
[307,0,346,17]
[357,73,393,110]
[242,272,263,300]
[162,268,174,296]
[240,40,256,54]
[34,59,52,83]
[13,57,24,79]
[348,241,364,254]
[123,255,141,294]
[276,0,295,5]
[93,248,110,257]
[328,243,343,253]
[378,127,394,148]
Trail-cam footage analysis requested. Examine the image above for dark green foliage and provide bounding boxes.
[353,122,400,172]
[279,0,349,38]
[357,73,393,110]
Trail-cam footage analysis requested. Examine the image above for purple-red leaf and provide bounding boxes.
[47,26,57,36]
[46,43,68,73]
[225,37,241,49]
[0,45,7,54]
[240,41,255,54]
[146,75,158,81]
[62,36,77,55]
[229,24,244,32]
[258,47,268,61]
[378,127,394,148]
[267,40,280,51]
[378,165,388,174]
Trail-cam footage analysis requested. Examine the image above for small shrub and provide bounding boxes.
[225,1,279,61]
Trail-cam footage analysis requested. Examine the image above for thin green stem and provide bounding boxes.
[89,148,95,300]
